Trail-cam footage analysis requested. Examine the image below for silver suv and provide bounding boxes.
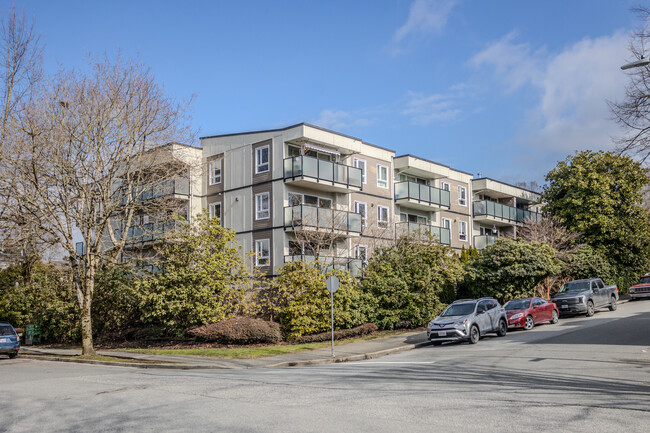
[427,298,508,345]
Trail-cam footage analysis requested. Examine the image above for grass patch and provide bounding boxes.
[117,329,417,359]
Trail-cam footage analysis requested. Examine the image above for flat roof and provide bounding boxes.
[200,122,395,153]
[473,177,541,196]
[395,153,474,176]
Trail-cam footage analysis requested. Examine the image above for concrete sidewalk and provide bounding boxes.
[18,330,431,370]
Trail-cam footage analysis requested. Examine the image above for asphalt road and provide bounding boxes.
[2,300,649,433]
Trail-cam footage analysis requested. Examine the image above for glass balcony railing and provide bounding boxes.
[474,234,497,250]
[394,181,450,207]
[394,221,451,245]
[473,200,541,224]
[284,255,364,276]
[283,156,362,189]
[284,205,362,234]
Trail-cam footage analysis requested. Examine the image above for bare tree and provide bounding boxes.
[3,55,195,355]
[610,7,650,162]
[0,7,43,265]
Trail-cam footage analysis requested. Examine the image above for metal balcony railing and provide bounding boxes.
[472,200,541,224]
[394,221,451,245]
[474,234,497,250]
[284,205,362,234]
[283,155,362,189]
[394,181,450,207]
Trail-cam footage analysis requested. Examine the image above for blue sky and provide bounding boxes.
[10,0,645,184]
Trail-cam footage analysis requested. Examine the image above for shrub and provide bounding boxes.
[254,261,370,340]
[296,323,378,344]
[188,317,282,345]
[361,238,464,330]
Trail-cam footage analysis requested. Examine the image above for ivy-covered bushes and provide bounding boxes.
[296,323,378,344]
[360,238,465,330]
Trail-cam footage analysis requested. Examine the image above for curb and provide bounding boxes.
[266,340,431,368]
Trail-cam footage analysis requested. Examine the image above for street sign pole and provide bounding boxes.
[326,275,339,358]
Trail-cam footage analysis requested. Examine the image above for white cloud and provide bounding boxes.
[472,31,629,168]
[311,109,373,130]
[390,0,457,55]
[402,91,462,125]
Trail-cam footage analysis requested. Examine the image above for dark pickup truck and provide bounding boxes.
[551,278,619,317]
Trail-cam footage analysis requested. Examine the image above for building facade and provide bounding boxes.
[199,123,541,276]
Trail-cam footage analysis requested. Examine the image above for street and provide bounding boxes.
[2,300,649,433]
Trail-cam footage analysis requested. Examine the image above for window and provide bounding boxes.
[458,186,467,206]
[442,217,451,231]
[255,192,270,220]
[287,144,301,158]
[209,202,222,223]
[288,192,332,208]
[353,158,367,184]
[377,164,389,189]
[355,244,368,264]
[255,146,269,173]
[354,201,367,226]
[458,220,467,241]
[399,174,426,184]
[440,181,450,191]
[377,206,389,229]
[209,159,222,185]
[255,239,270,266]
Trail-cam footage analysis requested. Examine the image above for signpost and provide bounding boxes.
[326,275,339,357]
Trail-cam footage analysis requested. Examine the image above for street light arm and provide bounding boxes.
[621,57,650,70]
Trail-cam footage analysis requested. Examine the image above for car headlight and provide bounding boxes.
[578,296,585,303]
[454,319,468,327]
[510,313,523,320]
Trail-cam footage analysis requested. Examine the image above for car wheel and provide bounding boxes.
[609,296,617,311]
[551,310,559,324]
[524,315,534,330]
[586,300,595,317]
[496,319,507,337]
[469,325,480,344]
[8,352,17,359]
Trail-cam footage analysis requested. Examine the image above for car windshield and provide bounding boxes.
[639,276,650,284]
[559,281,590,293]
[504,299,530,310]
[0,325,15,336]
[441,303,476,316]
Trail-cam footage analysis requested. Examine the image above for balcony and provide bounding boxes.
[395,221,451,245]
[474,235,497,250]
[473,200,541,225]
[284,205,361,236]
[284,255,363,277]
[283,155,362,193]
[394,181,450,211]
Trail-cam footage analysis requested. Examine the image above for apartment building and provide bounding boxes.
[199,123,498,276]
[471,178,541,249]
[201,123,395,277]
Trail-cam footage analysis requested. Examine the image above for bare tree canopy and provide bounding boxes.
[2,54,195,354]
[610,7,650,162]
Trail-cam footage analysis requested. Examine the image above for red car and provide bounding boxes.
[629,273,650,300]
[504,297,559,330]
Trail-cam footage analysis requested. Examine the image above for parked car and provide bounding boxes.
[0,322,20,359]
[551,278,619,317]
[504,297,559,330]
[427,298,508,345]
[629,273,650,300]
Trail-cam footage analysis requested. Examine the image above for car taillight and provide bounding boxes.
[616,286,619,293]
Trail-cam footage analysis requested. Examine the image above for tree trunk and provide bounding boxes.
[80,289,95,356]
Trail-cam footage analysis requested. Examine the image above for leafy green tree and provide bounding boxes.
[256,261,368,340]
[463,238,561,302]
[543,151,650,289]
[361,237,464,329]
[137,212,249,332]
[92,263,142,338]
